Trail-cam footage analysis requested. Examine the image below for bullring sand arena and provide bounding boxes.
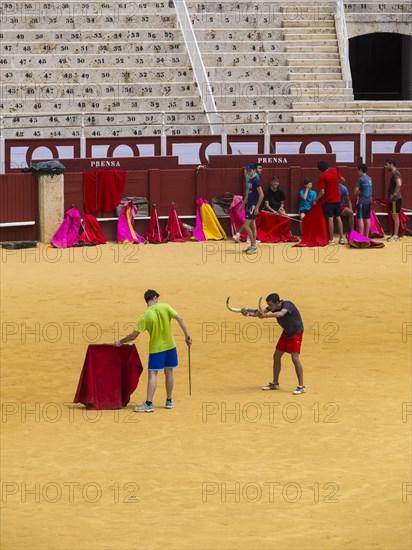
[1,239,411,550]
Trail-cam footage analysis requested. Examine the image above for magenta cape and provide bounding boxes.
[294,202,329,247]
[117,200,145,243]
[229,195,247,241]
[51,207,81,248]
[347,230,385,248]
[192,198,226,241]
[165,203,191,242]
[256,211,299,243]
[354,199,384,238]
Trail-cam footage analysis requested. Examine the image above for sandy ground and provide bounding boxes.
[1,238,411,550]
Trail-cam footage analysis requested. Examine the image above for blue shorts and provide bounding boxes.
[245,203,257,220]
[148,348,178,371]
[357,203,371,219]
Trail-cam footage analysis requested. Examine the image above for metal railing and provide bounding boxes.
[335,0,352,89]
[173,0,222,135]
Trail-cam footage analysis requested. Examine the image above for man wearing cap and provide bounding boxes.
[233,164,264,255]
[114,289,192,413]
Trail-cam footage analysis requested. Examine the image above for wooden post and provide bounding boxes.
[38,174,64,243]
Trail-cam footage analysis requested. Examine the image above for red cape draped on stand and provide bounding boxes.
[146,205,165,243]
[294,202,329,247]
[256,211,299,243]
[375,198,411,237]
[79,214,107,244]
[84,170,126,213]
[165,203,191,242]
[73,344,143,409]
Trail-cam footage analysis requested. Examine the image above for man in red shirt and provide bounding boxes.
[313,160,346,244]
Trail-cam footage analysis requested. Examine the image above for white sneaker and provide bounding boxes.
[233,233,241,243]
[387,235,400,242]
[328,240,336,245]
[292,386,306,395]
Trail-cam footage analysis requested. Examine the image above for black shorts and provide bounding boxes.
[323,202,341,218]
[390,198,402,214]
[245,203,257,220]
[356,203,371,219]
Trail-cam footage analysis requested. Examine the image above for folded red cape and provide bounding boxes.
[73,344,143,409]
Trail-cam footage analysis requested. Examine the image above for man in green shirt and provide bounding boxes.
[114,290,192,413]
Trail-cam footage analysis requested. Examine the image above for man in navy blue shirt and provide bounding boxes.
[233,164,264,255]
[244,293,306,394]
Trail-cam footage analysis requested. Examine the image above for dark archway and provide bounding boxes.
[349,33,412,100]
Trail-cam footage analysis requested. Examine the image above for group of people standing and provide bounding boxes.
[233,158,404,251]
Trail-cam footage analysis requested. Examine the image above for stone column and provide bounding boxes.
[38,174,64,243]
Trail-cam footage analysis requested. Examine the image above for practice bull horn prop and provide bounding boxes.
[226,296,260,314]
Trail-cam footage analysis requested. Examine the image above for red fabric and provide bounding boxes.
[376,198,411,237]
[256,211,299,242]
[146,206,165,243]
[318,168,342,203]
[83,170,126,213]
[79,214,107,244]
[73,344,143,409]
[295,202,329,247]
[276,331,303,354]
[165,203,191,242]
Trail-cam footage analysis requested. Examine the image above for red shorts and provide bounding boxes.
[276,331,303,354]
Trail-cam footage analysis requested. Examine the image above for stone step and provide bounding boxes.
[288,72,342,80]
[194,29,285,40]
[2,81,199,98]
[2,41,188,55]
[292,113,412,123]
[2,52,193,68]
[6,111,208,129]
[1,96,204,113]
[345,13,412,22]
[282,19,335,27]
[288,65,341,73]
[342,2,410,12]
[203,52,289,65]
[287,58,341,66]
[0,1,176,14]
[0,29,182,41]
[205,65,346,81]
[3,125,212,139]
[285,45,339,54]
[292,121,412,132]
[1,67,195,83]
[4,13,177,28]
[191,13,285,26]
[292,100,412,110]
[282,31,337,39]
